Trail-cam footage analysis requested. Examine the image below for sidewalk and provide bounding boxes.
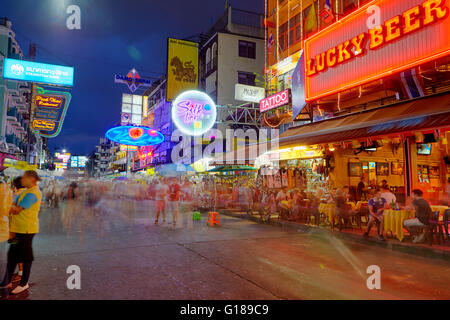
[219,209,450,261]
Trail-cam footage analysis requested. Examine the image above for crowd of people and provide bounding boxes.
[0,170,448,296]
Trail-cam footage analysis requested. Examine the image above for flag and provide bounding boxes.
[268,33,274,52]
[400,68,425,99]
[305,3,318,34]
[320,0,335,24]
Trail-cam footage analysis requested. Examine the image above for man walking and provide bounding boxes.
[154,179,168,225]
[168,178,181,227]
[0,170,42,294]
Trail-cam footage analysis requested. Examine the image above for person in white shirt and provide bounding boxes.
[380,185,396,207]
[154,179,168,224]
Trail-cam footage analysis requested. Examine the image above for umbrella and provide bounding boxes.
[155,163,195,177]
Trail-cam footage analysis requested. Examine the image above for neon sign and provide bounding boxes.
[106,126,164,147]
[35,95,64,108]
[260,89,290,113]
[114,68,152,93]
[172,90,217,136]
[304,0,450,101]
[31,85,72,138]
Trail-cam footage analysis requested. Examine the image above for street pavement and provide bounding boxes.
[1,198,450,300]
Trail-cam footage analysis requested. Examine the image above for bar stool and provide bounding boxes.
[192,211,202,221]
[207,212,220,226]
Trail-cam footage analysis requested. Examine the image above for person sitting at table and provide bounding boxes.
[381,185,396,208]
[403,189,431,243]
[364,189,386,241]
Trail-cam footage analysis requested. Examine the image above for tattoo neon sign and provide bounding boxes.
[172,90,217,136]
[304,0,450,101]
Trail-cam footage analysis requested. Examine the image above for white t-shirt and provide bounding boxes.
[155,184,168,201]
[381,191,396,205]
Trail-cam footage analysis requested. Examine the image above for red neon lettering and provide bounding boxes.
[337,40,352,63]
[306,59,316,76]
[385,15,402,42]
[350,33,367,56]
[423,0,449,26]
[369,26,384,49]
[326,47,337,67]
[316,52,327,72]
[403,6,422,34]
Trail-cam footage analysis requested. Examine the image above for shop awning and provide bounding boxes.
[279,92,450,147]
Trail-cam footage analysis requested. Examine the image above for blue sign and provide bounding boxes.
[292,50,306,121]
[3,58,74,86]
[106,126,164,147]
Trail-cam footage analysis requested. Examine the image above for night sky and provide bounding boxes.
[2,0,264,155]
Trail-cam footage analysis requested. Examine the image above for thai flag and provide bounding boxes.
[400,68,425,99]
[320,0,334,23]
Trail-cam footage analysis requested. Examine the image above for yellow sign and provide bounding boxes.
[120,145,138,151]
[33,119,56,131]
[167,38,199,101]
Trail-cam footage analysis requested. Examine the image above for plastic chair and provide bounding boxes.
[193,211,202,221]
[207,212,220,226]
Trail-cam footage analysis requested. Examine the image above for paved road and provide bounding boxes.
[1,199,450,300]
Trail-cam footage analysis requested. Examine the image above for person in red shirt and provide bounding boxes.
[168,178,181,227]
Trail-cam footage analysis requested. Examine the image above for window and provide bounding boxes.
[238,71,256,86]
[238,40,256,59]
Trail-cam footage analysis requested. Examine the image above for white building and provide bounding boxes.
[199,7,264,116]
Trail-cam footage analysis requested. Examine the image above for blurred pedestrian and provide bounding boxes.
[0,171,42,294]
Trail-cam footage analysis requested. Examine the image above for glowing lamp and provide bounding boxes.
[106,126,164,147]
[129,127,144,140]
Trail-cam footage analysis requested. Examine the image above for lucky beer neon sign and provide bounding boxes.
[304,0,450,101]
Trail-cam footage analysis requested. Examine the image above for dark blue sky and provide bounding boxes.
[2,0,264,155]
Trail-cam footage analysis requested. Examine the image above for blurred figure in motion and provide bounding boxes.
[154,178,168,225]
[168,178,181,227]
[0,170,42,295]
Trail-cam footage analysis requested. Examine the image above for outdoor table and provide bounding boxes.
[383,209,415,241]
[430,205,449,221]
[318,203,336,223]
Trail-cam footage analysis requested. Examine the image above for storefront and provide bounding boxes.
[278,93,450,204]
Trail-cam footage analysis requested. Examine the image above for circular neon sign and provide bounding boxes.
[172,90,217,136]
[105,126,164,146]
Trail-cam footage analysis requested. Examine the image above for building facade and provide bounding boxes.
[260,0,450,202]
[0,18,46,167]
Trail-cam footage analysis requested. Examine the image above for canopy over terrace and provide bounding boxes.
[278,92,450,148]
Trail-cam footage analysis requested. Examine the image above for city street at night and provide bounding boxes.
[1,0,450,308]
[2,200,449,300]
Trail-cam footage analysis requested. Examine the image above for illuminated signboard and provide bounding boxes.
[31,85,72,138]
[78,156,88,168]
[304,0,450,101]
[235,84,266,103]
[172,90,217,136]
[260,89,290,113]
[106,126,164,147]
[114,68,152,93]
[3,58,74,86]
